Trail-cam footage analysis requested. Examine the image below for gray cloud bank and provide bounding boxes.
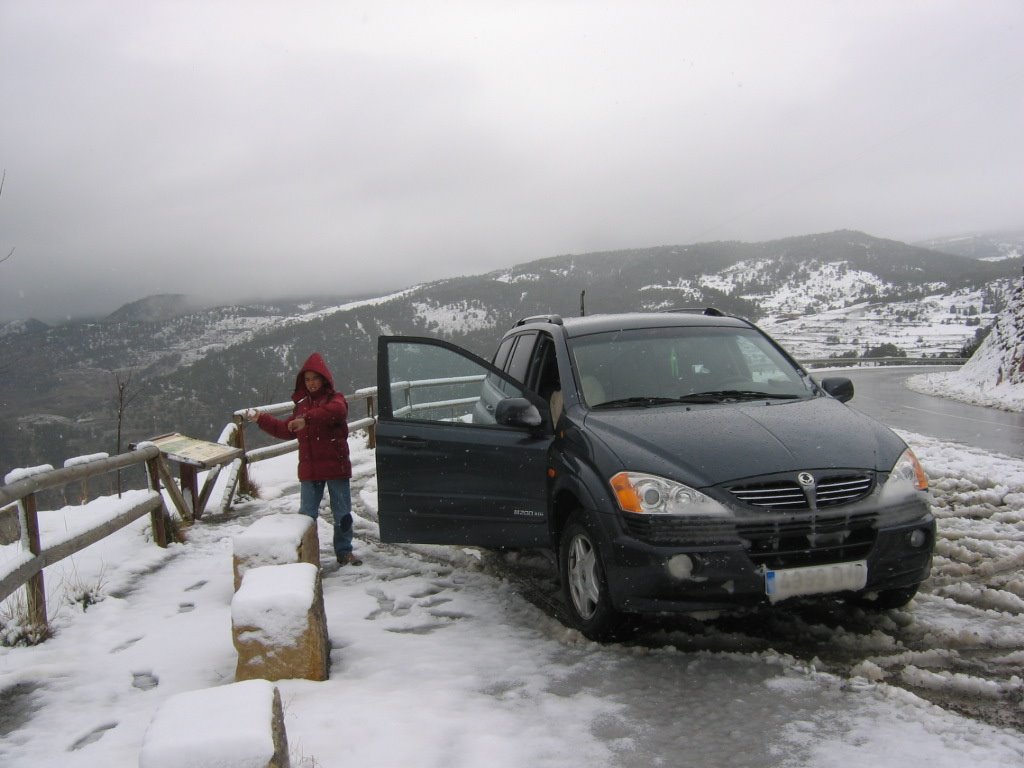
[1,1,1022,322]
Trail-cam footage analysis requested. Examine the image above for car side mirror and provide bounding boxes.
[495,397,543,429]
[819,376,854,403]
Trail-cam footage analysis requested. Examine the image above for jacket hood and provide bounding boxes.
[582,397,907,487]
[293,352,335,401]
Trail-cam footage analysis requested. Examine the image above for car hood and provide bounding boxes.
[582,397,906,488]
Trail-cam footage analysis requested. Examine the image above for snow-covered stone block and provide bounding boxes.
[139,679,290,768]
[232,562,330,682]
[232,513,319,591]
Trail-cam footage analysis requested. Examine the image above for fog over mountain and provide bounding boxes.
[1,229,1021,481]
[2,2,1023,322]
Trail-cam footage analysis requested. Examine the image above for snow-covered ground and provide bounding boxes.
[909,369,1024,413]
[2,400,1024,767]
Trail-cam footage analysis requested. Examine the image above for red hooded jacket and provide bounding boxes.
[256,353,351,481]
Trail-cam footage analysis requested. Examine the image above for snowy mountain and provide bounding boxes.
[1,229,1021,477]
[918,229,1024,263]
[102,294,201,324]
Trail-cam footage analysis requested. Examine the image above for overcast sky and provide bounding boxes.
[1,1,1022,322]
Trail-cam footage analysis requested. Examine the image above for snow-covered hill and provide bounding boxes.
[909,276,1024,411]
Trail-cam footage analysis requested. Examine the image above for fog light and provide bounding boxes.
[667,554,695,580]
[909,529,927,548]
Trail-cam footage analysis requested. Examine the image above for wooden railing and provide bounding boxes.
[0,446,179,632]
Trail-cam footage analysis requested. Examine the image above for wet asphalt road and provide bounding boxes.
[821,366,1024,458]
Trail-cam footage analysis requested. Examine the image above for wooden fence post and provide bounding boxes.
[19,492,47,630]
[153,456,194,524]
[145,457,175,548]
[366,395,376,449]
[234,417,255,498]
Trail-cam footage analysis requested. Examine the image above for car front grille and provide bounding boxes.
[728,473,873,510]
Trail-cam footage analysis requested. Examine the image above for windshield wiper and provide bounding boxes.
[594,391,803,409]
[593,396,681,409]
[679,390,802,402]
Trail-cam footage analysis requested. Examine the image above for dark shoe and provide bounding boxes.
[337,552,363,566]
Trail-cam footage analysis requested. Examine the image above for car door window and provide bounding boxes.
[383,338,533,427]
[527,334,563,422]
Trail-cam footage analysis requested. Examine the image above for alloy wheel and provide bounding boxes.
[567,532,601,619]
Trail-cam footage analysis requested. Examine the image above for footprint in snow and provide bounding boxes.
[110,636,143,653]
[67,722,118,751]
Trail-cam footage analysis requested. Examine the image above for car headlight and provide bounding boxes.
[881,448,929,501]
[610,471,732,517]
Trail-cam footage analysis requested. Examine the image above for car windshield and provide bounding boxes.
[568,325,813,408]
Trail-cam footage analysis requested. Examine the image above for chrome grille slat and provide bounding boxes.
[728,473,873,510]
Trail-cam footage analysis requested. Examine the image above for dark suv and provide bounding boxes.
[375,310,935,639]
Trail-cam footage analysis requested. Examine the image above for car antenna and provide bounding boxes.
[580,289,586,317]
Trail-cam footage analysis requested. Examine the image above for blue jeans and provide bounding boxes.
[299,478,353,557]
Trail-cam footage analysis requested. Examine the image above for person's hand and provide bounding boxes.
[287,417,307,432]
[245,408,260,423]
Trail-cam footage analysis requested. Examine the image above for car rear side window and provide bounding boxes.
[505,332,538,383]
[492,336,516,370]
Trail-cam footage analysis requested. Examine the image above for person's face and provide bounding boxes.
[304,372,325,393]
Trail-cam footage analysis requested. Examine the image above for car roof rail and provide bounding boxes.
[515,314,564,326]
[661,307,726,317]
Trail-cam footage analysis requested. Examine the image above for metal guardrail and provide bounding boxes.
[388,375,486,419]
[801,357,967,368]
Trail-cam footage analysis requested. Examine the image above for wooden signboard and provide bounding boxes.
[147,432,243,469]
[140,433,244,520]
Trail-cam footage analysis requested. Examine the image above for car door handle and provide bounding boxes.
[394,436,428,449]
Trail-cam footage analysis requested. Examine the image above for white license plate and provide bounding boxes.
[764,560,868,602]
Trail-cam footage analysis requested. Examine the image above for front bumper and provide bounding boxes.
[603,499,935,614]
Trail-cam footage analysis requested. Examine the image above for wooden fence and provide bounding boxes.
[0,387,381,639]
[0,445,178,632]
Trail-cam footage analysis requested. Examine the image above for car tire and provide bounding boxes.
[559,513,625,641]
[851,583,920,610]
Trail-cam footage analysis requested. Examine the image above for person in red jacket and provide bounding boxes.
[246,353,361,566]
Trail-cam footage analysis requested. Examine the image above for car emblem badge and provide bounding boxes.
[797,472,815,487]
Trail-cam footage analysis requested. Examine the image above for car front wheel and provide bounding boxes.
[559,514,625,641]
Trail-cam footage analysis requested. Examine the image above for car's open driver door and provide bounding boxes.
[375,336,554,548]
